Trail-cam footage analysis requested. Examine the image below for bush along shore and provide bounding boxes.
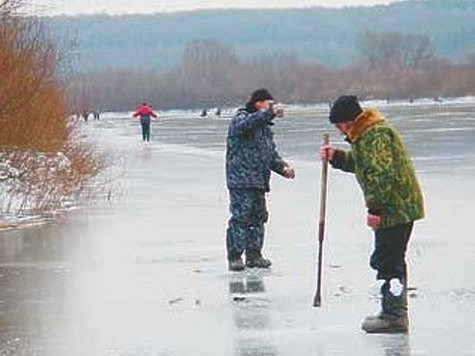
[0,0,107,229]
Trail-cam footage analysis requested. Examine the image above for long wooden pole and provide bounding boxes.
[313,133,330,307]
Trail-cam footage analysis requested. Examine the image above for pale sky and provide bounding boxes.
[30,0,408,15]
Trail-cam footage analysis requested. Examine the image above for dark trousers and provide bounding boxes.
[141,122,150,141]
[370,222,414,281]
[226,189,268,260]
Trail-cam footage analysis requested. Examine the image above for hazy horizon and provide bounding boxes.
[31,0,409,15]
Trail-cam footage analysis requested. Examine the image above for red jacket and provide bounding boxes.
[132,105,157,118]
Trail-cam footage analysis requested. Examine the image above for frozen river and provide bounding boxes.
[0,99,474,355]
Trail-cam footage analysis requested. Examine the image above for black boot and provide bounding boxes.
[245,250,271,268]
[228,256,245,271]
[362,279,409,333]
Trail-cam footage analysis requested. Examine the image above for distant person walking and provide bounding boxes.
[132,102,157,142]
[319,95,425,333]
[225,88,295,272]
[82,109,89,122]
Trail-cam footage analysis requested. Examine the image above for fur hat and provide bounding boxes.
[329,95,363,124]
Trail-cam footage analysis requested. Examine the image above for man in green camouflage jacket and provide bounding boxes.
[320,95,424,334]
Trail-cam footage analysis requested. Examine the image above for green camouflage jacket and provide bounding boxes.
[330,108,424,228]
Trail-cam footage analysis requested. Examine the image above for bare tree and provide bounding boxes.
[402,34,434,69]
[180,39,241,107]
[356,31,434,69]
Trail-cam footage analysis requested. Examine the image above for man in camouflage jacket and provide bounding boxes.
[320,95,424,333]
[225,88,295,271]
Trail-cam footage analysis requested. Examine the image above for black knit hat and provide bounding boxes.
[249,88,273,104]
[329,95,363,124]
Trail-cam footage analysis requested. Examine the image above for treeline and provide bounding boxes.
[48,1,475,72]
[0,0,105,217]
[70,35,475,111]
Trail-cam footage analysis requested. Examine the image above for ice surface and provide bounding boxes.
[0,99,474,355]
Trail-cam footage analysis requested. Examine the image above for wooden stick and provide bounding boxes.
[313,133,330,307]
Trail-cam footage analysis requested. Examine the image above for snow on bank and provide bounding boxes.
[0,150,74,230]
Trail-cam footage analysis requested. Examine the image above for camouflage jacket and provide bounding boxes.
[330,108,425,228]
[226,108,287,192]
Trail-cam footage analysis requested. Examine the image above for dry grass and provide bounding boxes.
[0,18,67,151]
[0,0,108,217]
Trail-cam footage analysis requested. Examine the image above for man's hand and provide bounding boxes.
[367,213,381,228]
[319,145,335,162]
[264,100,275,111]
[283,166,295,179]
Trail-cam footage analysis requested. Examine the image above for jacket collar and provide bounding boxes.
[345,108,384,143]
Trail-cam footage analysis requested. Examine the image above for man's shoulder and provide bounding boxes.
[365,120,395,136]
[231,108,249,121]
[358,122,402,150]
[234,107,248,116]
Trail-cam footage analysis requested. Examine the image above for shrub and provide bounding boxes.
[0,0,107,219]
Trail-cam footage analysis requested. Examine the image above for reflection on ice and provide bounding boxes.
[379,334,411,356]
[229,271,277,356]
[229,271,270,331]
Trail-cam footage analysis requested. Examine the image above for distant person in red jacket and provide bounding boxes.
[132,102,158,142]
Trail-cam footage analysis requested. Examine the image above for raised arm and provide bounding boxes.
[232,109,274,136]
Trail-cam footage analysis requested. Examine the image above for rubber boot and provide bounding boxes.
[228,256,245,272]
[245,250,271,268]
[362,279,409,333]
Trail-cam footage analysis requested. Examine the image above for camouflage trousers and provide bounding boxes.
[226,188,269,260]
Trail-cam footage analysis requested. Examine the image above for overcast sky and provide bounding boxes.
[31,0,408,15]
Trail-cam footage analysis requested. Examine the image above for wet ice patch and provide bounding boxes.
[449,288,475,301]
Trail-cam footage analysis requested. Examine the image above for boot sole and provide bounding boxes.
[245,264,271,269]
[363,326,408,334]
[228,266,245,272]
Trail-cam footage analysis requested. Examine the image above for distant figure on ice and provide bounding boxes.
[225,88,295,272]
[82,110,89,122]
[319,95,425,334]
[132,102,157,142]
[215,107,221,116]
[93,110,100,120]
[199,108,207,118]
